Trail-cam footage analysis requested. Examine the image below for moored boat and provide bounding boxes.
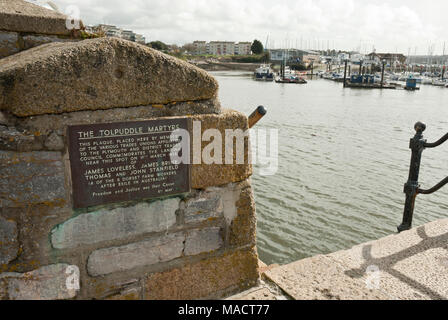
[254,64,274,81]
[275,66,307,83]
[432,79,447,87]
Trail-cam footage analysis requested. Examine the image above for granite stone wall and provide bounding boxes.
[0,35,259,300]
[0,0,84,59]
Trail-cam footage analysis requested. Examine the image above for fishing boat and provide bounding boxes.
[254,64,274,81]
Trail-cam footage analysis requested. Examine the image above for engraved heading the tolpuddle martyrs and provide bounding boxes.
[67,118,190,208]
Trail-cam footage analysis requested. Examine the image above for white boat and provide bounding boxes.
[432,79,447,87]
[254,64,274,81]
[421,77,433,85]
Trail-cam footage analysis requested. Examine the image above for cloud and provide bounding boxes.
[47,0,447,54]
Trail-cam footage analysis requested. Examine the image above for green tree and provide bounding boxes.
[251,40,264,55]
[148,41,168,51]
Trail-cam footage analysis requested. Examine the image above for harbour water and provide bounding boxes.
[211,71,448,265]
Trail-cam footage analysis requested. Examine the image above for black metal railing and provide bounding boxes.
[398,122,448,232]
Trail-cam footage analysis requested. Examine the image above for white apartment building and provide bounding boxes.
[192,41,253,55]
[92,24,146,45]
[135,34,146,45]
[207,41,235,55]
[121,30,135,42]
[193,41,207,54]
[235,42,252,55]
[98,24,122,38]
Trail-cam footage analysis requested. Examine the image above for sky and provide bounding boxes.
[29,0,448,54]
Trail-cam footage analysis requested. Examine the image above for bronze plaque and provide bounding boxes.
[68,118,190,208]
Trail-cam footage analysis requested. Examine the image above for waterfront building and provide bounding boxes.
[367,52,407,66]
[207,41,235,56]
[97,24,122,38]
[207,41,236,55]
[268,49,319,63]
[235,42,252,55]
[302,54,320,64]
[193,41,207,55]
[90,24,146,45]
[191,40,253,55]
[350,53,366,64]
[134,34,146,45]
[121,30,136,42]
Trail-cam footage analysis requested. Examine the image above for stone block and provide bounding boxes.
[51,198,180,249]
[0,0,81,36]
[0,37,218,117]
[226,181,257,247]
[0,31,19,59]
[184,191,223,224]
[191,110,252,189]
[0,217,19,265]
[198,181,257,247]
[87,232,185,276]
[43,132,64,151]
[0,126,42,151]
[0,151,65,207]
[0,264,79,300]
[184,228,223,256]
[5,98,221,145]
[22,34,75,51]
[145,248,259,300]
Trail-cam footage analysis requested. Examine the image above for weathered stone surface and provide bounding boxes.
[182,180,256,247]
[44,132,64,151]
[184,191,223,224]
[0,151,65,207]
[0,217,19,265]
[184,227,223,256]
[191,110,252,189]
[145,248,259,300]
[0,126,42,151]
[51,198,180,249]
[22,34,76,50]
[227,287,280,300]
[106,286,141,300]
[0,0,81,36]
[0,264,79,300]
[0,31,20,58]
[258,219,448,301]
[0,37,219,117]
[0,99,221,153]
[87,232,185,276]
[327,218,448,300]
[226,181,257,247]
[264,255,388,300]
[226,280,289,300]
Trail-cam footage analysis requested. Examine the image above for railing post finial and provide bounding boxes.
[414,122,426,134]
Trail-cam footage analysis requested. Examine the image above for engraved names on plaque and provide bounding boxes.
[68,118,190,208]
